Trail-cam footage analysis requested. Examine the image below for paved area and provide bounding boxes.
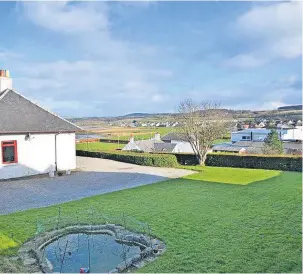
[0,157,194,215]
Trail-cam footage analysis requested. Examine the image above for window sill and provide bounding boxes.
[1,163,18,167]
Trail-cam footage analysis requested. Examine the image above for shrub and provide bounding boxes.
[205,153,302,172]
[263,129,283,154]
[171,153,199,165]
[76,150,178,167]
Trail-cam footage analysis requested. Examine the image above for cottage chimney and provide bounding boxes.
[0,70,12,92]
[154,132,161,141]
[129,134,134,142]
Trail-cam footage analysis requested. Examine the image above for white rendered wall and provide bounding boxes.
[56,133,76,171]
[0,133,76,180]
[0,134,56,179]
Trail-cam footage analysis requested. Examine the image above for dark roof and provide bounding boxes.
[233,141,302,150]
[0,89,82,134]
[212,144,246,152]
[154,142,177,152]
[161,132,188,142]
[134,139,161,152]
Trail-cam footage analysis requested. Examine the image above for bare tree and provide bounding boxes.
[177,99,233,165]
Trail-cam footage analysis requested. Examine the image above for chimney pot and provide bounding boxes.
[154,132,161,141]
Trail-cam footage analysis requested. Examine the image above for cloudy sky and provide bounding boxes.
[0,1,301,117]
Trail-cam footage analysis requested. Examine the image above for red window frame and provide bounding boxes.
[1,140,18,164]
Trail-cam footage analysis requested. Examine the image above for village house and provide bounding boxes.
[213,127,303,155]
[231,128,303,142]
[161,132,195,153]
[212,140,302,155]
[0,70,81,180]
[122,132,196,153]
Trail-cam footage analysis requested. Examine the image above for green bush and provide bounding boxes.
[205,153,302,172]
[171,153,199,165]
[76,150,178,167]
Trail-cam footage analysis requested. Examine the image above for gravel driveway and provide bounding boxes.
[0,157,194,215]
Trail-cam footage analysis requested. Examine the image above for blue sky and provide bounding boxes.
[0,1,301,117]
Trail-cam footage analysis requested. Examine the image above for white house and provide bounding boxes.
[161,132,195,153]
[122,133,196,153]
[231,128,303,142]
[0,70,81,180]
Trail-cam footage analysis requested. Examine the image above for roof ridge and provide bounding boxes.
[6,89,83,131]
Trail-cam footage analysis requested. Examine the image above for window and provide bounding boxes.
[241,136,251,140]
[1,141,18,164]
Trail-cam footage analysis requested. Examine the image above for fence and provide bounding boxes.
[35,207,151,237]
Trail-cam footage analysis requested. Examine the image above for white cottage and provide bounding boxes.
[161,132,195,153]
[0,70,81,180]
[122,133,196,154]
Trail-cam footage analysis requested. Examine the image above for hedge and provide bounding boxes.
[205,153,302,172]
[76,150,178,167]
[77,150,302,171]
[99,139,129,144]
[171,153,199,165]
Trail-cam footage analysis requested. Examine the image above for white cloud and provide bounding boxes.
[0,50,22,61]
[17,1,171,116]
[223,53,267,69]
[118,0,156,8]
[22,1,109,34]
[226,1,302,68]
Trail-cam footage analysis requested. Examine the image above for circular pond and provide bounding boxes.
[18,224,166,273]
[44,233,141,273]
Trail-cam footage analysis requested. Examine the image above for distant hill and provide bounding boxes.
[278,105,302,111]
[121,112,172,118]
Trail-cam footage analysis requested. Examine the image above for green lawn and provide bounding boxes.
[0,168,301,273]
[76,141,121,151]
[101,127,175,141]
[182,166,281,185]
[76,138,228,152]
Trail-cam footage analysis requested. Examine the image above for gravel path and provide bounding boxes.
[0,157,194,215]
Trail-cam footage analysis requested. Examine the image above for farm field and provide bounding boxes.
[76,141,121,151]
[0,168,301,273]
[76,138,230,152]
[78,127,230,142]
[90,127,174,141]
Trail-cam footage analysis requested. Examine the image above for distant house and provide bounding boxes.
[122,133,162,152]
[0,70,81,180]
[212,141,302,155]
[161,132,195,153]
[122,133,195,153]
[242,124,249,129]
[231,128,303,142]
[212,143,247,154]
[256,122,265,128]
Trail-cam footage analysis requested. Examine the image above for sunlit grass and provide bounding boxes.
[182,166,281,185]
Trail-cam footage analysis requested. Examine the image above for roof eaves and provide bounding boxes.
[0,130,79,135]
